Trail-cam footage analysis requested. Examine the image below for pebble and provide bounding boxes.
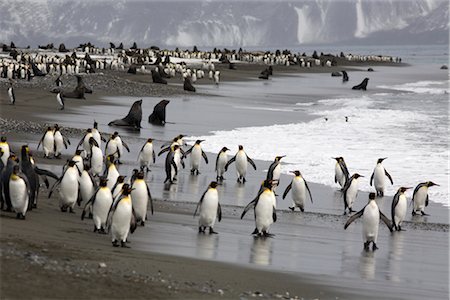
[98,262,107,268]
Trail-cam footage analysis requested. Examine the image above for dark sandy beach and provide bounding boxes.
[1,57,448,299]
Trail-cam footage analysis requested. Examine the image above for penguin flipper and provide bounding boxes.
[122,141,130,152]
[224,156,236,172]
[272,207,277,222]
[241,199,257,219]
[282,183,292,200]
[146,184,154,215]
[370,171,374,186]
[158,147,170,156]
[247,156,257,170]
[194,189,207,217]
[344,208,364,229]
[304,180,314,203]
[48,177,62,198]
[130,209,138,234]
[425,195,429,207]
[201,151,208,164]
[34,166,59,181]
[391,192,400,225]
[385,169,394,185]
[379,211,394,232]
[77,133,87,148]
[217,203,222,222]
[152,150,156,164]
[183,146,193,159]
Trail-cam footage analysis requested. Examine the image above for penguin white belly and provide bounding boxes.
[346,180,359,208]
[83,134,93,156]
[73,156,84,174]
[92,188,112,230]
[414,187,428,211]
[106,167,120,190]
[131,181,149,222]
[92,130,101,148]
[9,179,29,215]
[173,152,182,179]
[335,164,345,187]
[374,166,385,193]
[255,193,275,232]
[54,132,64,155]
[0,144,9,166]
[115,137,124,158]
[112,183,124,200]
[139,144,153,167]
[111,201,132,242]
[394,195,407,227]
[292,178,306,208]
[79,172,95,203]
[363,204,380,243]
[272,164,281,183]
[190,147,202,170]
[43,132,54,157]
[59,169,79,208]
[216,154,227,177]
[199,190,218,227]
[236,153,247,177]
[90,147,103,175]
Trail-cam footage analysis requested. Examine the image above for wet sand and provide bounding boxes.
[1,60,449,299]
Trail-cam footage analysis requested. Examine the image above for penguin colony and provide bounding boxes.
[1,42,421,252]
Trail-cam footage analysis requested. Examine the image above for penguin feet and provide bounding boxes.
[60,207,67,213]
[16,213,25,220]
[99,228,107,234]
[32,203,37,209]
[140,221,145,226]
[364,241,370,251]
[199,226,205,233]
[209,227,218,234]
[121,241,130,248]
[289,207,295,211]
[93,227,98,233]
[372,243,378,251]
[112,240,120,247]
[69,207,75,214]
[262,231,274,238]
[421,211,429,216]
[412,210,417,216]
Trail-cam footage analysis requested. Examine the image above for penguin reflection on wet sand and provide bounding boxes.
[194,181,222,234]
[344,192,393,251]
[411,181,439,216]
[241,180,277,238]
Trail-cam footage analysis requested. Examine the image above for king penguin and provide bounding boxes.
[78,128,94,158]
[344,192,393,251]
[92,120,105,149]
[111,175,126,200]
[411,181,439,216]
[78,162,97,209]
[8,165,30,219]
[131,171,154,226]
[56,92,64,110]
[53,124,70,158]
[138,138,156,173]
[333,157,349,189]
[0,136,10,166]
[215,147,229,182]
[194,181,222,234]
[184,140,208,175]
[105,155,120,191]
[37,127,55,158]
[8,81,15,105]
[370,158,393,197]
[282,170,313,212]
[342,173,364,215]
[266,155,285,190]
[1,154,19,211]
[241,180,277,237]
[108,184,137,247]
[49,160,81,213]
[164,144,180,184]
[82,176,112,233]
[20,145,39,210]
[391,187,411,231]
[225,145,257,183]
[89,137,103,176]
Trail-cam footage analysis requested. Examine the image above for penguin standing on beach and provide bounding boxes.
[183,140,208,175]
[138,138,156,173]
[8,81,15,105]
[282,170,313,212]
[266,155,285,189]
[78,163,97,209]
[194,181,222,234]
[53,124,70,158]
[164,144,180,184]
[333,157,349,189]
[20,145,39,210]
[71,149,84,175]
[37,127,55,158]
[391,187,411,231]
[0,136,10,166]
[49,160,81,213]
[1,154,19,211]
[8,165,30,219]
[56,92,65,110]
[344,192,393,251]
[411,181,439,216]
[78,128,94,158]
[92,121,106,149]
[215,147,229,182]
[241,180,277,237]
[370,158,393,197]
[81,176,112,233]
[111,176,126,200]
[105,155,120,191]
[131,171,153,226]
[225,145,257,184]
[89,137,103,176]
[342,173,364,215]
[108,184,137,247]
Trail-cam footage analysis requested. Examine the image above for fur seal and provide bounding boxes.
[108,99,143,129]
[184,77,196,92]
[60,76,92,99]
[352,78,369,90]
[342,70,349,82]
[148,100,170,126]
[331,72,342,77]
[151,69,167,84]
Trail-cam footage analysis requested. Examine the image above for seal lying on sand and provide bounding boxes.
[148,100,170,126]
[108,99,143,129]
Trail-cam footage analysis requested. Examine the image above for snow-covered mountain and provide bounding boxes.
[0,0,447,48]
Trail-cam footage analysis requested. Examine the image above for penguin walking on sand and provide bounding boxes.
[0,136,10,166]
[370,158,393,197]
[78,128,94,158]
[266,155,285,190]
[89,137,103,176]
[108,184,137,247]
[333,157,349,189]
[92,121,106,149]
[342,173,364,215]
[138,138,156,173]
[56,92,65,110]
[71,149,84,175]
[8,81,15,105]
[104,155,120,191]
[411,181,439,216]
[53,124,70,158]
[215,147,229,182]
[344,192,393,251]
[20,146,39,210]
[37,127,55,158]
[131,171,153,226]
[1,154,19,211]
[194,181,222,234]
[282,170,313,212]
[391,187,411,231]
[78,163,97,209]
[183,140,208,175]
[225,145,257,184]
[8,165,30,219]
[81,176,112,233]
[241,180,277,237]
[49,160,81,213]
[106,132,130,164]
[111,175,126,200]
[164,144,180,184]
